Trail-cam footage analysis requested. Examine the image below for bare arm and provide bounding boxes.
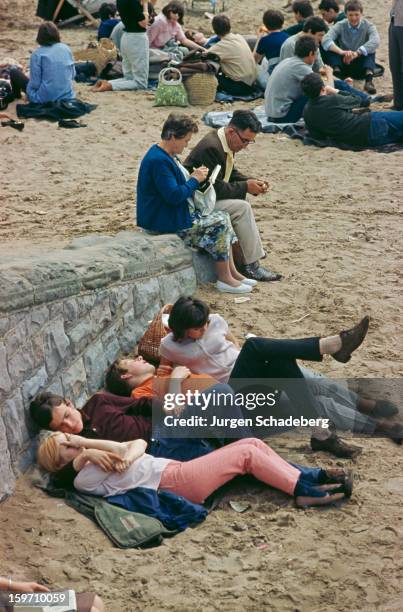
[0,577,50,593]
[225,330,240,349]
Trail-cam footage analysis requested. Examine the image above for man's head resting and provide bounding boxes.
[30,392,83,433]
[105,356,155,397]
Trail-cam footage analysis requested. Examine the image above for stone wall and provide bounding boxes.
[0,232,196,502]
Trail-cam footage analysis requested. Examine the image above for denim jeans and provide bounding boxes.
[368,111,403,146]
[334,78,369,101]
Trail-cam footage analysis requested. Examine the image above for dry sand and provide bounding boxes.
[0,1,402,610]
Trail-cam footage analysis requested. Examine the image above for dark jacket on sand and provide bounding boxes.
[303,92,371,146]
[184,131,249,200]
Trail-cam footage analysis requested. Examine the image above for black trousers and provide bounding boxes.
[389,22,403,110]
[229,337,323,421]
[217,73,257,96]
[9,67,29,99]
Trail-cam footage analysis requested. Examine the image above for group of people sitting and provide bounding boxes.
[32,296,401,520]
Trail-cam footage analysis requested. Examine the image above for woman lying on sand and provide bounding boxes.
[38,433,353,509]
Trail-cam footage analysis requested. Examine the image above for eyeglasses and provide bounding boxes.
[233,128,255,145]
[170,8,179,14]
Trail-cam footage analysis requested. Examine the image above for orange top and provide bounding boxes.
[131,366,217,400]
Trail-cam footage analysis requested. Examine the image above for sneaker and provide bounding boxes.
[215,281,252,294]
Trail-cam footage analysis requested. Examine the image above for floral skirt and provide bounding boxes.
[177,211,237,262]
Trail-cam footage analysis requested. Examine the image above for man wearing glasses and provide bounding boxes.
[184,110,282,282]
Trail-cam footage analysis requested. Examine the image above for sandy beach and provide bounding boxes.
[0,1,402,610]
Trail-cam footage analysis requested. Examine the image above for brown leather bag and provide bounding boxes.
[137,304,172,364]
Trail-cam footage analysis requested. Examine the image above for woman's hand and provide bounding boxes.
[7,580,50,593]
[82,449,124,471]
[172,366,191,380]
[191,166,209,183]
[61,434,87,448]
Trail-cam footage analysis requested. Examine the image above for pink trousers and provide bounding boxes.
[159,438,301,504]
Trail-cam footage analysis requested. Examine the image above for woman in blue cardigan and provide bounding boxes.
[137,114,255,294]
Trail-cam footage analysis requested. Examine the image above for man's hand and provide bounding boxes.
[171,366,191,380]
[247,179,269,195]
[10,581,50,593]
[344,77,353,85]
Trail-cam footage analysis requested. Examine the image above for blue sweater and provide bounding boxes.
[27,43,75,104]
[136,144,199,233]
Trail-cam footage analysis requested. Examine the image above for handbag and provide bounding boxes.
[137,304,173,364]
[176,161,221,217]
[154,67,189,107]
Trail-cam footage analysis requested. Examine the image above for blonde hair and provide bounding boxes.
[37,432,62,473]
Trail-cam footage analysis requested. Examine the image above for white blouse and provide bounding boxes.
[74,454,171,497]
[160,314,240,384]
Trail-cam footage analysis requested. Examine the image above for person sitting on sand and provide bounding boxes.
[285,1,314,36]
[301,71,403,147]
[319,0,346,25]
[209,14,259,97]
[37,432,354,509]
[0,575,105,612]
[97,3,121,40]
[148,2,204,52]
[137,113,255,294]
[8,22,75,104]
[321,0,380,94]
[254,9,290,76]
[92,0,149,92]
[184,110,281,282]
[265,35,318,122]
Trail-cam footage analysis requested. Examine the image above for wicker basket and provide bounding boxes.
[184,73,218,106]
[74,38,117,76]
[137,304,172,364]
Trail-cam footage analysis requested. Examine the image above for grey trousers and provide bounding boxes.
[216,198,265,265]
[111,32,149,91]
[389,22,403,110]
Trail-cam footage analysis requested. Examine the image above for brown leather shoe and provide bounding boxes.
[332,316,370,363]
[310,433,362,459]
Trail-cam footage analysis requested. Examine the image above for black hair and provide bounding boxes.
[36,21,61,46]
[30,392,64,429]
[212,14,231,37]
[291,1,314,18]
[161,113,199,140]
[162,1,185,25]
[303,16,329,34]
[295,34,317,58]
[262,9,284,31]
[345,0,363,12]
[105,360,132,396]
[318,0,340,12]
[99,2,117,20]
[168,297,210,341]
[301,72,325,98]
[229,109,262,134]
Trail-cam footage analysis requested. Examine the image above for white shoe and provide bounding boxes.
[215,281,252,294]
[240,277,258,287]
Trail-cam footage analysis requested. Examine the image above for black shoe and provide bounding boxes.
[371,400,399,418]
[243,261,282,282]
[1,119,24,131]
[58,119,87,129]
[370,94,393,103]
[310,433,362,459]
[332,315,370,363]
[364,78,376,95]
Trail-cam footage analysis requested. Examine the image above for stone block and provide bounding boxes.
[3,392,30,462]
[83,339,108,394]
[0,316,10,338]
[0,343,12,397]
[119,311,145,354]
[5,316,28,358]
[110,285,133,317]
[192,251,216,284]
[49,302,64,320]
[101,324,122,365]
[158,273,181,305]
[46,378,64,398]
[22,260,81,305]
[76,260,123,290]
[68,317,94,356]
[21,366,48,404]
[0,271,34,312]
[92,295,112,332]
[7,343,35,388]
[43,319,70,376]
[77,294,96,317]
[178,266,198,294]
[31,333,45,368]
[132,277,161,317]
[63,298,79,329]
[62,359,88,408]
[0,419,15,501]
[30,305,50,332]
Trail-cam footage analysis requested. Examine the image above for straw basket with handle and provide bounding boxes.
[137,304,173,364]
[184,73,218,106]
[73,38,117,76]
